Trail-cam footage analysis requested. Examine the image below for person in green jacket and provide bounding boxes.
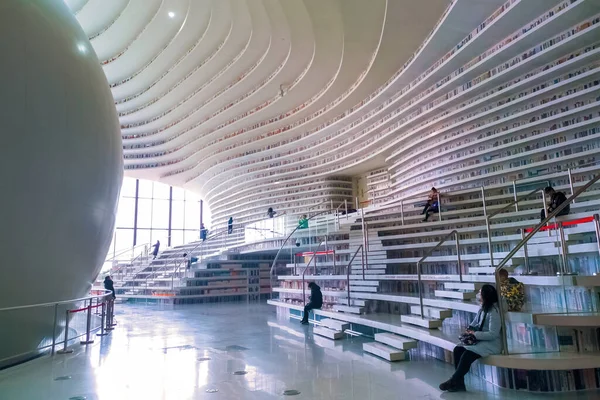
[298,215,308,229]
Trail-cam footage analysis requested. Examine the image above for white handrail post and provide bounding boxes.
[344,199,348,220]
[417,261,424,319]
[437,192,442,222]
[400,200,404,226]
[568,168,576,203]
[482,188,494,268]
[455,233,462,283]
[521,229,533,275]
[558,222,575,275]
[512,181,518,212]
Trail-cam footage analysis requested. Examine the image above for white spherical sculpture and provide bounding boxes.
[0,0,122,365]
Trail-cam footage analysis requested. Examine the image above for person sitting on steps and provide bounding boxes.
[540,186,570,222]
[301,282,322,325]
[422,187,440,222]
[499,268,525,312]
[439,284,502,392]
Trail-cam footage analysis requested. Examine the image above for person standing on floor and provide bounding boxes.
[228,217,233,234]
[103,275,116,299]
[439,284,502,392]
[151,240,160,260]
[301,282,323,325]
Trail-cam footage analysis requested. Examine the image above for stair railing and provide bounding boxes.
[269,208,336,298]
[416,229,461,319]
[301,241,325,303]
[346,245,364,306]
[493,173,600,355]
[482,185,546,275]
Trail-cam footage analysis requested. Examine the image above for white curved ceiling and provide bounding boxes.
[68,0,509,227]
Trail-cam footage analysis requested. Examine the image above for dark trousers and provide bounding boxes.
[540,207,570,222]
[452,346,481,383]
[301,302,321,322]
[422,203,439,220]
[228,225,233,234]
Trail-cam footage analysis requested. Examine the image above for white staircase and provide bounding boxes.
[363,332,417,361]
[313,318,349,340]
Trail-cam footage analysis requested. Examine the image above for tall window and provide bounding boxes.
[107,178,209,258]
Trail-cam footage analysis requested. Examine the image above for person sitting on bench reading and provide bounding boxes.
[422,187,440,222]
[301,282,322,324]
[541,186,570,222]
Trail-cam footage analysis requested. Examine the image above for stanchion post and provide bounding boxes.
[97,300,108,337]
[81,299,94,345]
[57,309,73,354]
[51,303,58,355]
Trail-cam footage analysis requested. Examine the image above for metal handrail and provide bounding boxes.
[416,230,461,319]
[301,241,325,303]
[269,208,336,298]
[346,245,364,306]
[483,185,547,275]
[493,173,600,355]
[365,160,600,218]
[105,242,150,262]
[486,186,546,220]
[0,289,113,312]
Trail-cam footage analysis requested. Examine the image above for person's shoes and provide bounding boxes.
[448,382,466,392]
[422,218,428,222]
[300,320,309,325]
[438,380,453,391]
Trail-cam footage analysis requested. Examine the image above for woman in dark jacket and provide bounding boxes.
[103,276,116,299]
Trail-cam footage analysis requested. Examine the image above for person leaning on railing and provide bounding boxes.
[103,276,116,299]
[439,284,502,393]
[298,215,308,229]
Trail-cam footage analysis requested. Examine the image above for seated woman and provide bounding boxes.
[439,284,502,392]
[267,207,276,218]
[422,187,440,222]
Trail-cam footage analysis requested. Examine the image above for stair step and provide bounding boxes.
[350,269,386,275]
[400,315,442,329]
[349,285,378,292]
[444,282,483,291]
[362,342,406,362]
[349,280,379,286]
[434,290,476,300]
[333,304,364,314]
[468,266,516,274]
[318,318,350,331]
[338,298,367,306]
[410,305,453,319]
[374,332,417,350]
[477,258,520,267]
[313,326,344,340]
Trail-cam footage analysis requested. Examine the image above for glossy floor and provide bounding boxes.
[0,302,597,399]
